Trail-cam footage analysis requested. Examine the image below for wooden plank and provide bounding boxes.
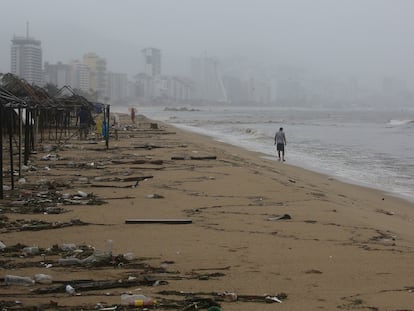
[125,218,192,224]
[190,156,217,160]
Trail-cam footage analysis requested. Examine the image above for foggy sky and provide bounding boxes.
[2,0,414,86]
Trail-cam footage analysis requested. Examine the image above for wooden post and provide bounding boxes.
[30,108,35,152]
[8,107,14,190]
[24,107,30,165]
[0,104,3,199]
[18,107,22,177]
[106,105,110,150]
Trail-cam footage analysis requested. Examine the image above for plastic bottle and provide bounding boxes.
[60,243,77,251]
[4,275,35,286]
[120,294,157,306]
[23,246,39,255]
[105,239,113,255]
[223,292,238,301]
[133,299,157,307]
[34,273,53,284]
[66,284,75,295]
[58,257,82,265]
[123,252,135,261]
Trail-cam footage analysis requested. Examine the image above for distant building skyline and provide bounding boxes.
[191,55,228,103]
[44,61,71,89]
[68,60,90,93]
[142,48,161,77]
[5,26,414,108]
[107,72,128,102]
[83,52,107,100]
[10,32,42,86]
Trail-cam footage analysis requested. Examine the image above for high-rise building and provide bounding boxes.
[83,52,107,100]
[158,76,192,102]
[107,72,128,103]
[191,55,228,103]
[43,62,71,88]
[10,28,42,85]
[69,60,90,93]
[142,48,161,77]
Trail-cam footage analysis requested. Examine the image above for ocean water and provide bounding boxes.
[133,106,414,202]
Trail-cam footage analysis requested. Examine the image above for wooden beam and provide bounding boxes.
[125,219,192,224]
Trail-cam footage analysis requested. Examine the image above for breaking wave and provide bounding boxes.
[388,119,414,126]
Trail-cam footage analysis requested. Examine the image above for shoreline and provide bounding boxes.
[133,105,414,204]
[264,154,414,205]
[168,121,414,205]
[1,113,414,310]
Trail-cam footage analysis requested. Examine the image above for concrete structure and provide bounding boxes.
[247,77,271,105]
[10,32,42,85]
[134,73,157,103]
[69,60,90,93]
[107,72,128,103]
[223,75,248,105]
[191,55,228,103]
[83,52,107,100]
[142,48,161,77]
[161,76,192,103]
[43,62,71,88]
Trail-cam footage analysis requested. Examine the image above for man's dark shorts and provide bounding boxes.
[277,143,285,152]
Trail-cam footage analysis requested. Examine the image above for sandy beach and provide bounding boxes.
[1,113,413,311]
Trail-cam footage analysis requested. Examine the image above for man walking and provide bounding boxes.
[274,127,287,161]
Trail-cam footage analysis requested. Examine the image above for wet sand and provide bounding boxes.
[1,113,414,310]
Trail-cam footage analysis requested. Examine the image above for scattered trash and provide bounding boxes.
[220,291,237,301]
[120,294,157,307]
[23,246,39,255]
[41,154,59,161]
[265,295,282,303]
[45,207,65,214]
[66,284,75,295]
[160,289,287,304]
[78,177,89,184]
[268,214,291,221]
[190,155,217,160]
[376,208,394,216]
[0,241,6,250]
[60,243,77,251]
[62,193,71,199]
[34,273,53,284]
[171,156,188,160]
[305,269,323,274]
[171,155,217,160]
[105,239,113,255]
[123,252,135,261]
[43,145,54,152]
[59,257,82,266]
[77,191,88,198]
[4,275,35,286]
[146,193,164,199]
